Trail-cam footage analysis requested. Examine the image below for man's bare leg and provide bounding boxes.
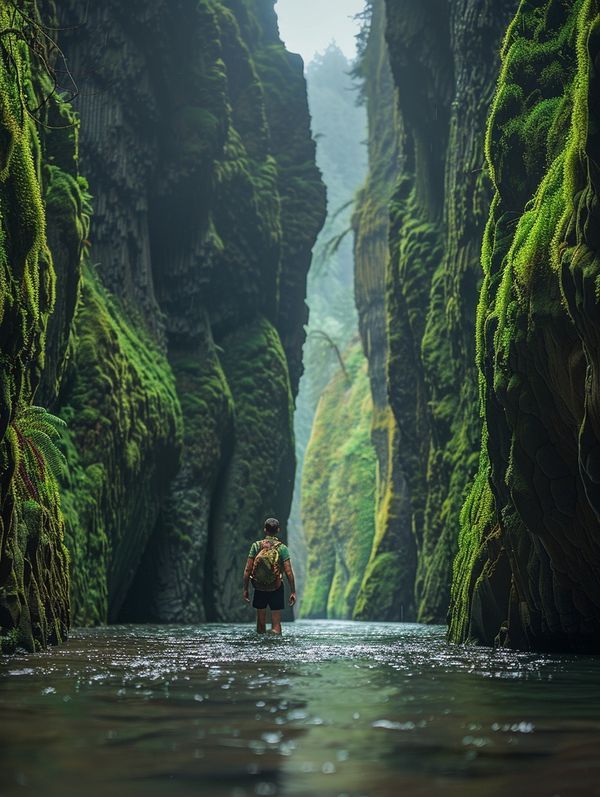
[256,608,267,634]
[270,610,282,635]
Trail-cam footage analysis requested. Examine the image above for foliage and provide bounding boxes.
[288,43,367,603]
[8,404,67,513]
[300,343,376,619]
[58,263,183,625]
[0,0,77,651]
[450,0,600,650]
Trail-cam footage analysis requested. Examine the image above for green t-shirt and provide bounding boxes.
[248,535,290,562]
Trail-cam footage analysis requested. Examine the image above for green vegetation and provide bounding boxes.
[450,0,600,650]
[9,405,67,510]
[300,344,376,619]
[209,315,296,620]
[58,264,183,624]
[0,2,80,650]
[115,0,325,624]
[0,0,324,643]
[339,0,515,625]
[290,43,367,605]
[9,0,597,653]
[350,1,419,621]
[118,325,234,624]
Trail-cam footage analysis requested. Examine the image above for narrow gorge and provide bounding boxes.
[1,0,600,659]
[299,0,600,654]
[0,0,325,648]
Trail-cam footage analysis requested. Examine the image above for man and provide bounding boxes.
[243,517,296,634]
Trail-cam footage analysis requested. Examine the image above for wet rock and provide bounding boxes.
[450,0,600,652]
[0,0,325,642]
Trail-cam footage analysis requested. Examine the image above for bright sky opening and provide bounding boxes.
[275,0,366,65]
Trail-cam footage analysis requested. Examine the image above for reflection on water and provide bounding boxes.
[1,620,600,797]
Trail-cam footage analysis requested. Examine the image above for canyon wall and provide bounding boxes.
[381,0,518,623]
[301,0,516,622]
[0,2,83,650]
[6,0,600,653]
[450,0,600,652]
[351,1,416,622]
[0,0,324,649]
[300,344,376,618]
[288,45,367,611]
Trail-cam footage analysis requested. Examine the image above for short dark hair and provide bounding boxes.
[264,517,280,534]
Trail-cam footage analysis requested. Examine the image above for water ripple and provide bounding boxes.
[2,620,600,797]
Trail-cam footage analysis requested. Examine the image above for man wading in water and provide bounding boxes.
[243,518,296,634]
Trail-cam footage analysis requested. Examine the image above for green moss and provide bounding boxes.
[44,166,90,247]
[0,4,81,650]
[0,626,21,654]
[450,0,600,649]
[354,552,405,619]
[349,2,422,622]
[250,26,327,393]
[58,264,183,624]
[1,0,324,635]
[118,318,235,624]
[348,0,516,625]
[300,344,376,619]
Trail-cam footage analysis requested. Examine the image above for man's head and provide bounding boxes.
[264,517,280,536]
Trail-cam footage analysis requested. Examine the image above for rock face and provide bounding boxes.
[300,344,376,619]
[0,3,82,651]
[288,45,367,612]
[351,1,416,622]
[338,0,515,623]
[450,0,600,652]
[301,0,600,650]
[0,0,324,647]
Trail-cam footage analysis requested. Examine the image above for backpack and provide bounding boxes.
[251,538,282,591]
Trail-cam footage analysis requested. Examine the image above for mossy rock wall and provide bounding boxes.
[384,0,519,623]
[0,2,87,651]
[300,344,376,619]
[351,2,416,621]
[301,0,515,624]
[57,264,183,624]
[54,0,323,625]
[209,316,295,621]
[449,0,600,652]
[0,0,324,643]
[344,0,515,624]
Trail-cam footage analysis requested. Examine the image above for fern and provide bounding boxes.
[9,404,68,512]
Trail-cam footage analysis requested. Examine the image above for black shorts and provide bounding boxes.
[252,583,285,610]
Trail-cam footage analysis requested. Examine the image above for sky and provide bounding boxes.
[275,0,366,65]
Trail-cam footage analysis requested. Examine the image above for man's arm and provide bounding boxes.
[243,558,254,603]
[283,560,296,606]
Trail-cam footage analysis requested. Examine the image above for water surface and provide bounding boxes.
[1,620,599,796]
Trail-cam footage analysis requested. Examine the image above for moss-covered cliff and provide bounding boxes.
[450,0,600,652]
[60,0,324,626]
[0,0,324,646]
[351,2,416,622]
[300,1,518,623]
[289,45,368,611]
[300,344,376,619]
[0,3,89,651]
[334,0,516,624]
[348,0,600,648]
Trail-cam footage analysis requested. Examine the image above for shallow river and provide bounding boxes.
[1,621,600,797]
